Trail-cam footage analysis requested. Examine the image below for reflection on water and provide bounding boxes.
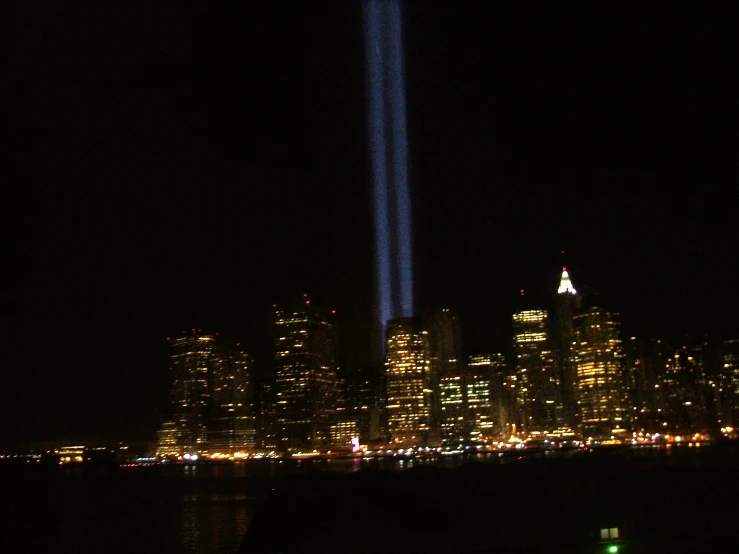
[207,496,250,554]
[7,463,268,554]
[182,495,200,553]
[7,445,708,554]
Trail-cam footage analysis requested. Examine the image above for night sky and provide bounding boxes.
[5,3,737,448]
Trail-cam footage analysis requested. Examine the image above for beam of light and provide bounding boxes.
[363,0,393,344]
[364,0,412,363]
[384,0,413,319]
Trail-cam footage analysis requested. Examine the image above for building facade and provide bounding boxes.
[663,342,714,434]
[427,309,464,447]
[344,369,386,444]
[274,297,339,451]
[626,337,667,434]
[574,307,630,437]
[513,309,558,433]
[208,344,256,453]
[156,331,260,457]
[158,331,216,456]
[385,318,433,447]
[721,338,739,429]
[553,268,579,429]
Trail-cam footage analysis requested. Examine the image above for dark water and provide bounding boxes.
[0,447,713,553]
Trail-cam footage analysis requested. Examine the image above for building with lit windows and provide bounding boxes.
[159,330,216,456]
[553,267,579,428]
[330,417,360,449]
[344,370,386,444]
[626,337,667,434]
[513,309,557,432]
[663,342,714,434]
[466,353,507,443]
[427,309,464,447]
[208,344,256,453]
[467,354,499,444]
[465,375,491,443]
[58,445,85,464]
[385,318,433,447]
[156,418,180,457]
[255,382,279,450]
[274,297,339,451]
[574,307,629,437]
[438,376,463,447]
[721,338,739,428]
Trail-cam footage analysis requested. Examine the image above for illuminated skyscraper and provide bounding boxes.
[156,417,180,457]
[513,309,557,432]
[553,267,579,428]
[626,337,667,433]
[427,309,464,447]
[467,353,507,443]
[385,318,433,447]
[344,368,387,444]
[208,343,256,453]
[274,297,339,451]
[721,338,739,428]
[574,307,629,436]
[255,381,279,450]
[160,330,216,456]
[663,342,714,433]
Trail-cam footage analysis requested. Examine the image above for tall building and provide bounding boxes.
[157,330,216,456]
[344,368,387,444]
[626,337,667,433]
[663,342,713,433]
[155,416,180,457]
[385,318,433,447]
[273,297,339,451]
[512,309,557,432]
[254,381,279,451]
[427,309,464,447]
[574,307,630,437]
[208,343,256,453]
[720,338,739,428]
[553,267,579,428]
[467,354,507,443]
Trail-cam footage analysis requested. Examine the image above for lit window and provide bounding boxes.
[600,527,619,540]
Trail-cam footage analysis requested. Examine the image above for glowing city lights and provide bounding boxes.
[557,267,577,295]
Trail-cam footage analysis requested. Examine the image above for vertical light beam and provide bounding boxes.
[384,0,413,319]
[364,0,413,362]
[363,1,393,343]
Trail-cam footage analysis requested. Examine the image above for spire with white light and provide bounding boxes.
[557,267,577,295]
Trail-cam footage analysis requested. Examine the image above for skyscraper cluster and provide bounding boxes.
[157,271,739,456]
[507,268,739,439]
[157,331,255,457]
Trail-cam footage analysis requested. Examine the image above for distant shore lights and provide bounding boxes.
[362,0,413,358]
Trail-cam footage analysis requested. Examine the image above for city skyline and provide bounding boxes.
[8,262,739,451]
[149,267,738,456]
[6,4,737,449]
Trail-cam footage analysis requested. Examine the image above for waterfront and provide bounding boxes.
[2,455,464,554]
[2,445,735,553]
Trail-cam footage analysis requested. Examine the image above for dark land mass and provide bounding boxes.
[241,443,739,554]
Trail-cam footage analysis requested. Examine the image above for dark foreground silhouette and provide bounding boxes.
[240,443,739,553]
